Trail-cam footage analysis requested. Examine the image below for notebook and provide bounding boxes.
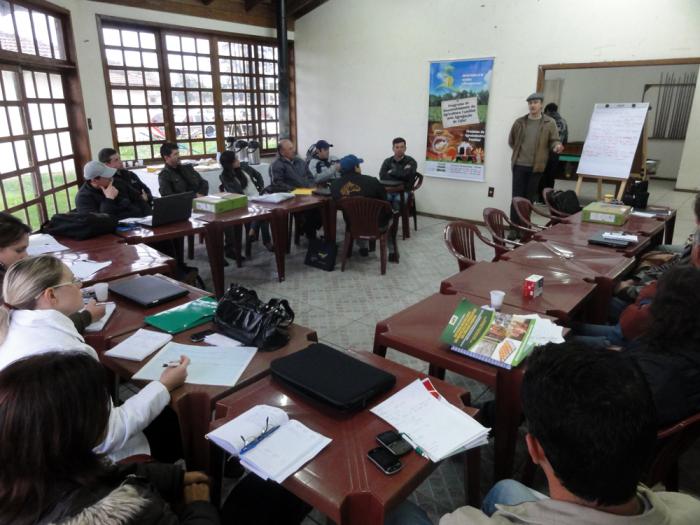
[104,328,173,362]
[84,302,116,332]
[206,404,331,483]
[270,343,396,411]
[109,275,189,307]
[144,296,218,334]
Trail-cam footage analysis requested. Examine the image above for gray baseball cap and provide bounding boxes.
[83,160,116,180]
[526,92,544,102]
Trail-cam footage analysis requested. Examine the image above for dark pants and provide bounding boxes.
[538,152,560,199]
[511,165,542,225]
[143,405,184,463]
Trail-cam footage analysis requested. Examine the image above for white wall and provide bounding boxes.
[294,0,700,220]
[50,0,287,157]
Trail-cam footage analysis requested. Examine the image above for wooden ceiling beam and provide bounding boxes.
[244,0,262,10]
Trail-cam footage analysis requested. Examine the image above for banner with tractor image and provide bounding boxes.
[426,58,493,182]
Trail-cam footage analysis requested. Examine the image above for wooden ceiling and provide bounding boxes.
[90,0,328,29]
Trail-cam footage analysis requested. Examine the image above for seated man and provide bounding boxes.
[330,155,397,261]
[431,341,700,524]
[75,160,151,220]
[379,137,417,211]
[307,139,340,185]
[99,147,154,206]
[158,142,208,197]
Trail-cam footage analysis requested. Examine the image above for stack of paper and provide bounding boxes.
[207,405,331,483]
[519,314,565,348]
[64,259,111,280]
[132,342,257,387]
[602,231,638,242]
[27,233,69,255]
[104,329,173,361]
[249,193,294,204]
[371,379,489,462]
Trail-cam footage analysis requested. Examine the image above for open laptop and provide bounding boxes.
[122,192,194,228]
[109,275,189,307]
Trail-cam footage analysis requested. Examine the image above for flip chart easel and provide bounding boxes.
[575,103,649,200]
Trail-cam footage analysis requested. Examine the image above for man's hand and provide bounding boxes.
[183,483,210,503]
[102,182,119,200]
[84,299,106,322]
[159,355,190,391]
[553,144,564,154]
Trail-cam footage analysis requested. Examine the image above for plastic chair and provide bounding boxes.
[542,188,574,219]
[444,221,501,270]
[407,173,424,232]
[482,207,534,256]
[337,197,399,275]
[512,197,564,230]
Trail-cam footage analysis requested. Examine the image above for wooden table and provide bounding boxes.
[210,350,481,524]
[564,210,667,246]
[102,323,318,470]
[440,260,597,322]
[534,221,652,258]
[374,292,562,482]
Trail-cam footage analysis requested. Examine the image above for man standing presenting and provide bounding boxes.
[508,93,562,227]
[379,137,417,211]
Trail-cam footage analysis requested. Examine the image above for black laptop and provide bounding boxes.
[109,275,189,307]
[135,192,194,228]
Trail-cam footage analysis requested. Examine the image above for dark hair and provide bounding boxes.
[0,352,111,524]
[0,212,30,248]
[694,193,699,222]
[219,150,247,189]
[544,102,558,113]
[522,342,656,506]
[392,137,406,146]
[160,142,178,158]
[97,147,117,164]
[644,265,700,353]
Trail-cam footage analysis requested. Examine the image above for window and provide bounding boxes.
[0,1,86,230]
[100,21,285,161]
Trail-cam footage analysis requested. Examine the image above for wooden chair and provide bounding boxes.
[482,207,534,257]
[407,173,424,232]
[337,197,399,275]
[647,411,700,490]
[444,221,501,270]
[512,196,564,230]
[542,187,575,219]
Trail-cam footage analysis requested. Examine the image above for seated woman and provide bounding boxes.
[0,255,189,462]
[0,352,218,525]
[0,212,105,332]
[626,264,700,427]
[219,150,273,252]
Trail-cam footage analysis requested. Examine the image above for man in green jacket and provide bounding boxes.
[158,142,209,197]
[508,93,562,228]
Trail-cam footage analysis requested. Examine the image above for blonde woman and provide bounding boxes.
[0,255,190,462]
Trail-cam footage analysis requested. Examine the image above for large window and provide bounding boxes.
[0,1,87,230]
[100,21,284,162]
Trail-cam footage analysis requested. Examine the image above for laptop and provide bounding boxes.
[109,275,189,307]
[123,192,194,228]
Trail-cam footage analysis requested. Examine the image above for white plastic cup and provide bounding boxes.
[93,282,109,302]
[490,290,505,311]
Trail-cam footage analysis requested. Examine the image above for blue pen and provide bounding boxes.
[240,424,281,454]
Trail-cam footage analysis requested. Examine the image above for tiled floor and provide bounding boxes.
[184,178,698,524]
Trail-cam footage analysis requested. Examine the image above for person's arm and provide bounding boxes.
[219,172,243,194]
[195,171,209,195]
[508,120,518,148]
[270,161,293,191]
[158,170,175,196]
[68,310,92,334]
[547,119,563,152]
[75,188,103,214]
[309,159,338,184]
[378,158,391,180]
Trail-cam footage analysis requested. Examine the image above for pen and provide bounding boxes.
[162,360,181,368]
[240,425,280,454]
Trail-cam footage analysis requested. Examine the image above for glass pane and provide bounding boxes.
[178,142,190,155]
[14,5,35,55]
[197,56,211,72]
[54,104,68,128]
[265,93,277,105]
[220,75,231,89]
[124,50,141,68]
[136,144,151,159]
[174,124,187,139]
[232,60,247,74]
[3,176,21,207]
[47,15,65,60]
[56,190,70,213]
[44,133,59,159]
[15,140,30,169]
[118,145,135,160]
[263,62,275,75]
[139,32,156,49]
[21,172,35,199]
[200,74,212,89]
[63,159,76,182]
[131,108,148,123]
[172,90,185,105]
[32,12,51,58]
[27,103,41,129]
[190,141,204,155]
[22,71,35,97]
[109,69,126,86]
[205,141,217,154]
[148,108,163,123]
[201,91,213,105]
[126,70,144,86]
[219,59,231,73]
[196,38,209,54]
[114,108,131,124]
[8,106,24,135]
[130,89,146,106]
[170,73,184,88]
[147,90,161,105]
[121,30,139,48]
[265,121,278,135]
[264,77,276,91]
[188,108,201,123]
[35,72,51,98]
[116,126,133,142]
[51,161,65,187]
[232,43,247,57]
[2,70,18,101]
[133,126,149,142]
[218,41,230,56]
[0,1,17,53]
[262,46,276,60]
[202,107,215,122]
[45,193,56,218]
[111,88,128,105]
[142,51,157,69]
[188,125,202,138]
[39,103,55,129]
[222,108,234,121]
[49,74,63,98]
[165,34,180,52]
[33,135,46,161]
[168,53,182,70]
[0,141,16,171]
[0,108,9,136]
[184,73,198,89]
[58,131,72,156]
[105,48,124,67]
[173,108,186,123]
[25,204,41,230]
[183,54,197,71]
[102,28,121,46]
[151,125,165,141]
[38,164,50,187]
[144,71,160,87]
[181,37,195,53]
[204,124,215,138]
[186,91,200,105]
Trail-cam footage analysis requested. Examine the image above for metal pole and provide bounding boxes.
[276,0,291,139]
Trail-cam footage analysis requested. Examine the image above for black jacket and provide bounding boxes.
[115,169,154,206]
[158,164,209,196]
[378,155,417,190]
[75,178,151,221]
[330,173,392,228]
[219,164,264,194]
[38,462,219,525]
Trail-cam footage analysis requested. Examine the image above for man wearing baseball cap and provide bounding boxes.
[307,139,341,185]
[508,92,563,234]
[75,160,151,220]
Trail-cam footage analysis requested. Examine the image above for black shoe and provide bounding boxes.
[388,253,399,263]
[507,230,520,241]
[359,247,369,257]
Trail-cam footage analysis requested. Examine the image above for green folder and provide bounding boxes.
[144,296,218,334]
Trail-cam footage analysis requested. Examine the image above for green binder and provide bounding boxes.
[144,296,218,334]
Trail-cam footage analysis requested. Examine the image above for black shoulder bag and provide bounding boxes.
[41,212,117,240]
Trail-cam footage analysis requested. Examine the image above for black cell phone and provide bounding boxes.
[190,329,215,343]
[376,430,413,456]
[367,446,402,475]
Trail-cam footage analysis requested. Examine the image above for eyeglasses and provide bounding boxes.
[35,276,82,299]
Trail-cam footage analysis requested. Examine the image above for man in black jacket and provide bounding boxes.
[379,137,417,211]
[99,147,154,206]
[158,142,209,197]
[75,161,151,220]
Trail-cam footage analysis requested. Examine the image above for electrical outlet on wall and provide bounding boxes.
[488,187,494,197]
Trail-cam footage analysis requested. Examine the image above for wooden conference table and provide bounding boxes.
[534,221,653,258]
[373,292,565,482]
[210,350,481,525]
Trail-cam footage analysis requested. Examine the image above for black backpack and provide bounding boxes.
[41,212,117,240]
[550,190,581,215]
[622,179,649,209]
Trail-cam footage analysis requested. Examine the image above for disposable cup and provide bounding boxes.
[93,282,109,302]
[490,290,505,311]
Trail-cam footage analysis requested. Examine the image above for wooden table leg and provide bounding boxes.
[205,222,226,298]
[493,367,524,481]
[270,209,287,282]
[399,191,410,240]
[665,214,676,244]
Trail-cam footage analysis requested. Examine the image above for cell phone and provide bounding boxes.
[367,446,402,475]
[190,329,215,343]
[376,430,413,456]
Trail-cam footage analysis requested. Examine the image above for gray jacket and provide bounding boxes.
[308,155,340,184]
[270,156,315,191]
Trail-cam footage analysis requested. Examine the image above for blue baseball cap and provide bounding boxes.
[315,139,333,150]
[339,154,363,173]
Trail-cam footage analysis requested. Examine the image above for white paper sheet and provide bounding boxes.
[84,302,116,332]
[104,328,173,361]
[204,333,242,347]
[132,342,257,386]
[27,233,69,255]
[207,405,289,456]
[65,260,111,280]
[249,193,294,204]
